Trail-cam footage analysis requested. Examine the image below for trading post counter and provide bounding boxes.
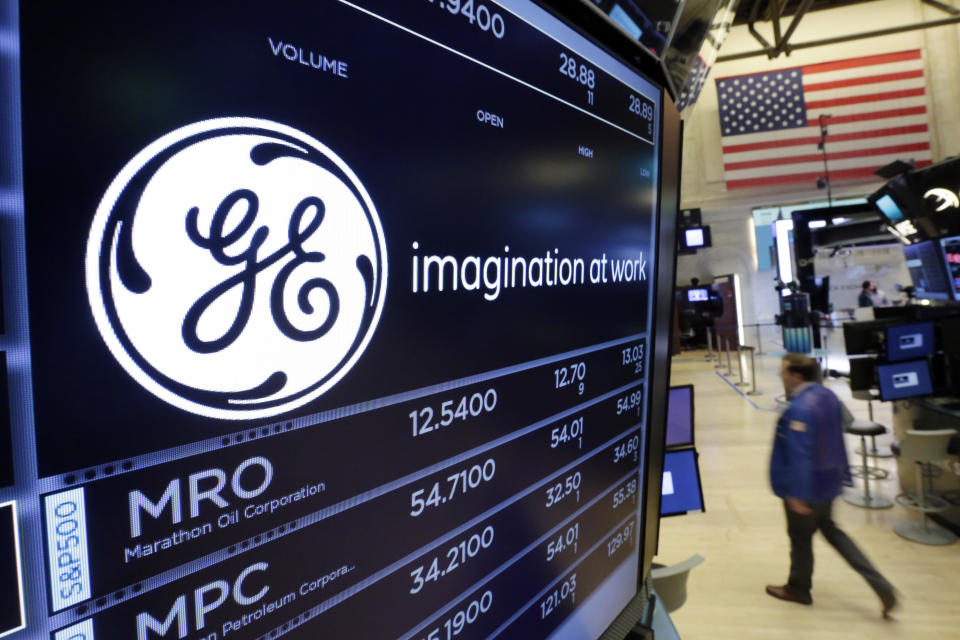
[892,398,960,533]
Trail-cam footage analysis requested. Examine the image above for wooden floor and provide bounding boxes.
[656,351,960,639]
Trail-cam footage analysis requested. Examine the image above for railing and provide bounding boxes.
[703,327,764,396]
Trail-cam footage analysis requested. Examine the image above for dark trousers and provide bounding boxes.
[784,500,894,600]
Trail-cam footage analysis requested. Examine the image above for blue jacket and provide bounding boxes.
[769,383,852,502]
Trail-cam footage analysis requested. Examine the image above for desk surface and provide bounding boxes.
[917,396,960,419]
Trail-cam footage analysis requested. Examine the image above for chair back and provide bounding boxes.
[897,430,956,462]
[649,554,705,612]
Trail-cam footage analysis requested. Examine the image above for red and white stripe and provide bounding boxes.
[720,50,931,190]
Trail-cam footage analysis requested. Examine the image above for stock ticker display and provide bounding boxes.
[2,1,664,638]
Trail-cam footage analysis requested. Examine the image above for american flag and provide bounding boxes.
[715,50,931,190]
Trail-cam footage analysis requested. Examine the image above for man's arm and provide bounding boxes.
[783,403,817,506]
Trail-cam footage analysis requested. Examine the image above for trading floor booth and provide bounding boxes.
[842,158,960,541]
[0,2,684,639]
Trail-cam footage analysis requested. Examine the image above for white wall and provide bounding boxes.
[813,244,911,309]
[675,210,760,324]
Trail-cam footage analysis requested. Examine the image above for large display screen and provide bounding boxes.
[658,449,703,517]
[940,235,960,301]
[0,1,675,639]
[903,240,951,301]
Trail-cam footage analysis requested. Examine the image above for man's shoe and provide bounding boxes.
[880,590,898,619]
[765,584,813,605]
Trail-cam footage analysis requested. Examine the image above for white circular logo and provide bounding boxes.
[86,118,388,420]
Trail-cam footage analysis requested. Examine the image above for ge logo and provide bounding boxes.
[86,118,387,419]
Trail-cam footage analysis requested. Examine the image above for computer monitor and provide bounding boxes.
[843,321,884,356]
[939,317,960,355]
[848,358,876,392]
[2,2,682,638]
[868,176,931,242]
[877,359,934,401]
[659,448,704,517]
[903,240,952,301]
[682,225,711,249]
[885,322,935,362]
[873,193,908,225]
[665,385,694,449]
[687,288,709,302]
[940,235,960,301]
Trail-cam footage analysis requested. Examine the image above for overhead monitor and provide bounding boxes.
[874,193,907,225]
[902,240,951,301]
[939,235,960,301]
[686,288,708,302]
[876,360,934,402]
[665,385,694,449]
[683,226,711,248]
[1,1,680,639]
[885,322,935,362]
[659,448,704,517]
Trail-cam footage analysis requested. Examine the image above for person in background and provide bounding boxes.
[868,281,888,307]
[766,353,898,618]
[858,280,873,307]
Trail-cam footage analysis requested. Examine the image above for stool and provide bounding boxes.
[892,429,958,545]
[842,420,893,509]
[851,389,893,458]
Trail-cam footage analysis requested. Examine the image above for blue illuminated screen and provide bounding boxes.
[885,322,935,362]
[665,386,693,448]
[877,360,933,401]
[684,227,705,247]
[660,449,703,516]
[875,194,906,224]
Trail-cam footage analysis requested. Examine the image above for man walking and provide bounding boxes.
[766,353,898,618]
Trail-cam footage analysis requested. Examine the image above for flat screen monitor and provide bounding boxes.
[939,317,960,355]
[868,177,931,242]
[683,226,711,248]
[687,288,708,302]
[843,321,883,356]
[1,2,680,639]
[874,193,907,224]
[939,235,960,301]
[665,385,694,448]
[902,240,951,301]
[885,322,935,362]
[848,358,876,392]
[877,360,934,401]
[659,448,704,517]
